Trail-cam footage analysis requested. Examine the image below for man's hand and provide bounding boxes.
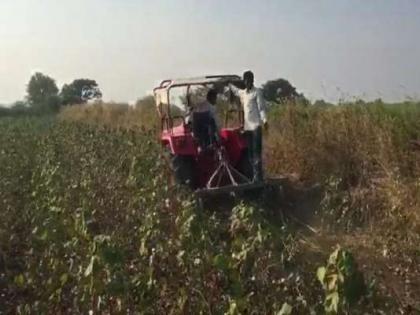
[263,121,269,131]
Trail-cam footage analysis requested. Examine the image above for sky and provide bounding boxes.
[1,0,420,104]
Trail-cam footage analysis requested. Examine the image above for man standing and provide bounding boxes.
[229,71,268,182]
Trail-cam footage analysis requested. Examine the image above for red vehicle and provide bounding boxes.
[153,75,281,197]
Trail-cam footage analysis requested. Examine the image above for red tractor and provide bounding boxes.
[153,75,283,197]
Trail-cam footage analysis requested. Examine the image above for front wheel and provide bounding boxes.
[171,155,195,189]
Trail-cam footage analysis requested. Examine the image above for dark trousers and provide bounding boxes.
[244,126,263,182]
[192,112,217,148]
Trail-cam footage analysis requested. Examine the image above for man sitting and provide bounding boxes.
[191,89,220,150]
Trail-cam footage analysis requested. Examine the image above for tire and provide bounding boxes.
[171,155,195,189]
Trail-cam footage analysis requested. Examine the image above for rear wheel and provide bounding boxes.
[171,155,195,189]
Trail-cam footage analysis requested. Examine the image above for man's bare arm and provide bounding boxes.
[257,89,268,128]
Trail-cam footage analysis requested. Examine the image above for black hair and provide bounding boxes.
[243,70,254,81]
[206,89,218,101]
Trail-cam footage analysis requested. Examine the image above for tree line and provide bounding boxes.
[1,73,102,115]
[1,72,303,116]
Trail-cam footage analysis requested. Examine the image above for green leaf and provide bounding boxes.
[230,277,243,297]
[139,240,147,256]
[277,302,293,315]
[325,292,339,314]
[213,254,228,271]
[107,274,126,295]
[101,246,123,266]
[40,230,48,240]
[177,287,188,310]
[256,229,263,243]
[60,273,69,286]
[225,300,238,315]
[14,274,25,287]
[328,247,340,265]
[317,266,326,284]
[327,274,338,291]
[84,256,95,277]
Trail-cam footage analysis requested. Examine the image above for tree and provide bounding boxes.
[0,105,9,116]
[26,72,60,112]
[11,101,30,115]
[135,95,157,128]
[12,100,28,109]
[60,79,102,105]
[313,99,333,108]
[135,95,155,111]
[262,78,299,103]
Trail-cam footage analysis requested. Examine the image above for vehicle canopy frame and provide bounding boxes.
[153,74,243,125]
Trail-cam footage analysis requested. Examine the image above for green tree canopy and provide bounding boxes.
[135,95,158,128]
[262,78,299,103]
[60,79,102,105]
[12,100,28,109]
[135,95,155,110]
[26,72,60,112]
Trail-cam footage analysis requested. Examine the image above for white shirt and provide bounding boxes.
[229,85,267,130]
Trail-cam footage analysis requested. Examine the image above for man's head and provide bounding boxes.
[243,70,254,90]
[206,89,218,105]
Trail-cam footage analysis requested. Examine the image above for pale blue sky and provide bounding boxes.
[1,0,419,104]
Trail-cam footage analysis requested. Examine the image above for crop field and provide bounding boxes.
[2,102,420,314]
